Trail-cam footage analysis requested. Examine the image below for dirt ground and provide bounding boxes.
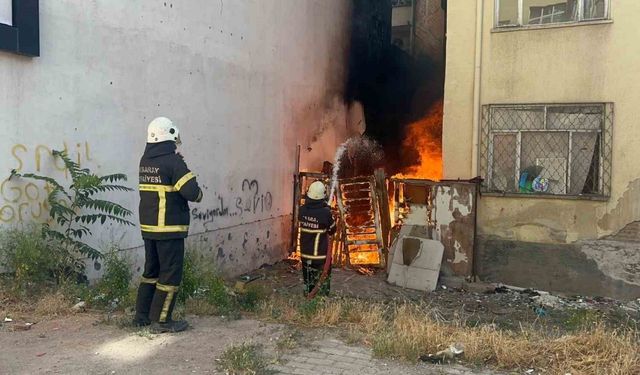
[1,261,638,375]
[0,313,499,375]
[1,314,279,374]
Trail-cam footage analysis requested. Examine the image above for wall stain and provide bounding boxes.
[599,178,640,235]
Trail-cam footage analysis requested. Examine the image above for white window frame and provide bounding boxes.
[494,0,610,29]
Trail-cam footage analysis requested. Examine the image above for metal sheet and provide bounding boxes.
[392,179,478,277]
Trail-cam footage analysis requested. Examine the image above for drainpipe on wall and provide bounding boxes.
[470,0,484,282]
[470,0,484,177]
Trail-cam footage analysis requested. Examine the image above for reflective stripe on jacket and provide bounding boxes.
[298,198,336,260]
[138,142,202,240]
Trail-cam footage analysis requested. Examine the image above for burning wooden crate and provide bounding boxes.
[292,171,390,269]
[335,176,386,268]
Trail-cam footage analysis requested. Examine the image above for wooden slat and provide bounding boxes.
[374,168,392,265]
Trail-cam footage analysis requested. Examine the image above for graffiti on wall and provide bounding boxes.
[191,179,273,228]
[0,142,93,224]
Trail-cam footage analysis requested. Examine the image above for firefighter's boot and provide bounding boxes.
[132,281,156,327]
[149,283,188,333]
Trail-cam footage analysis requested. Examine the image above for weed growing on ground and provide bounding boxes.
[217,342,273,375]
[296,298,321,319]
[564,308,603,331]
[178,251,202,304]
[275,328,303,353]
[182,269,242,320]
[34,291,72,316]
[91,249,132,310]
[136,327,155,340]
[179,252,256,320]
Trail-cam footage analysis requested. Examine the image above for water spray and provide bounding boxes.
[327,141,350,204]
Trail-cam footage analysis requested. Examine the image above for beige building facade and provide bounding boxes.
[443,0,640,299]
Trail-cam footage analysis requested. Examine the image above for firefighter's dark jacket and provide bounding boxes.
[138,142,203,240]
[298,198,336,260]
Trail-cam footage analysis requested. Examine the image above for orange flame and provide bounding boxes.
[394,100,443,180]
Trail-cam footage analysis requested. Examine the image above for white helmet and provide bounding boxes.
[147,117,181,144]
[307,181,327,200]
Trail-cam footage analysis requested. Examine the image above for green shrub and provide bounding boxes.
[238,287,264,312]
[0,226,77,294]
[92,249,132,309]
[297,298,322,319]
[11,150,134,266]
[178,251,200,304]
[178,251,267,319]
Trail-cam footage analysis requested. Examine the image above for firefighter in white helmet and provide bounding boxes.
[133,117,203,333]
[298,181,336,296]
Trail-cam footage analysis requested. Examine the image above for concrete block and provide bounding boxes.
[405,266,439,291]
[409,238,444,270]
[388,225,412,271]
[387,236,444,292]
[387,263,408,288]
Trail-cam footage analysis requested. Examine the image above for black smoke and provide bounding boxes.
[345,0,445,174]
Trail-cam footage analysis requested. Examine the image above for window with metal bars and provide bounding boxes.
[479,104,613,198]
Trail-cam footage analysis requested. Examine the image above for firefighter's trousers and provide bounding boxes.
[135,239,184,323]
[302,259,331,297]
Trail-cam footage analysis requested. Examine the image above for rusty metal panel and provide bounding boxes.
[432,183,476,276]
[391,179,478,277]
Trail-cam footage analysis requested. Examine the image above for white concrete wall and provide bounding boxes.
[0,0,354,279]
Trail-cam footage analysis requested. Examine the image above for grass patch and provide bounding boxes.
[34,291,72,316]
[564,308,603,331]
[180,252,269,320]
[217,342,273,375]
[275,328,303,353]
[256,295,640,374]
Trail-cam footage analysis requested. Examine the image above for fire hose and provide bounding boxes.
[306,235,332,300]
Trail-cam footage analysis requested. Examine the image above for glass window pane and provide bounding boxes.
[490,134,517,191]
[570,132,600,195]
[583,0,606,20]
[521,132,569,194]
[547,105,603,130]
[523,0,577,25]
[497,0,519,26]
[491,107,545,130]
